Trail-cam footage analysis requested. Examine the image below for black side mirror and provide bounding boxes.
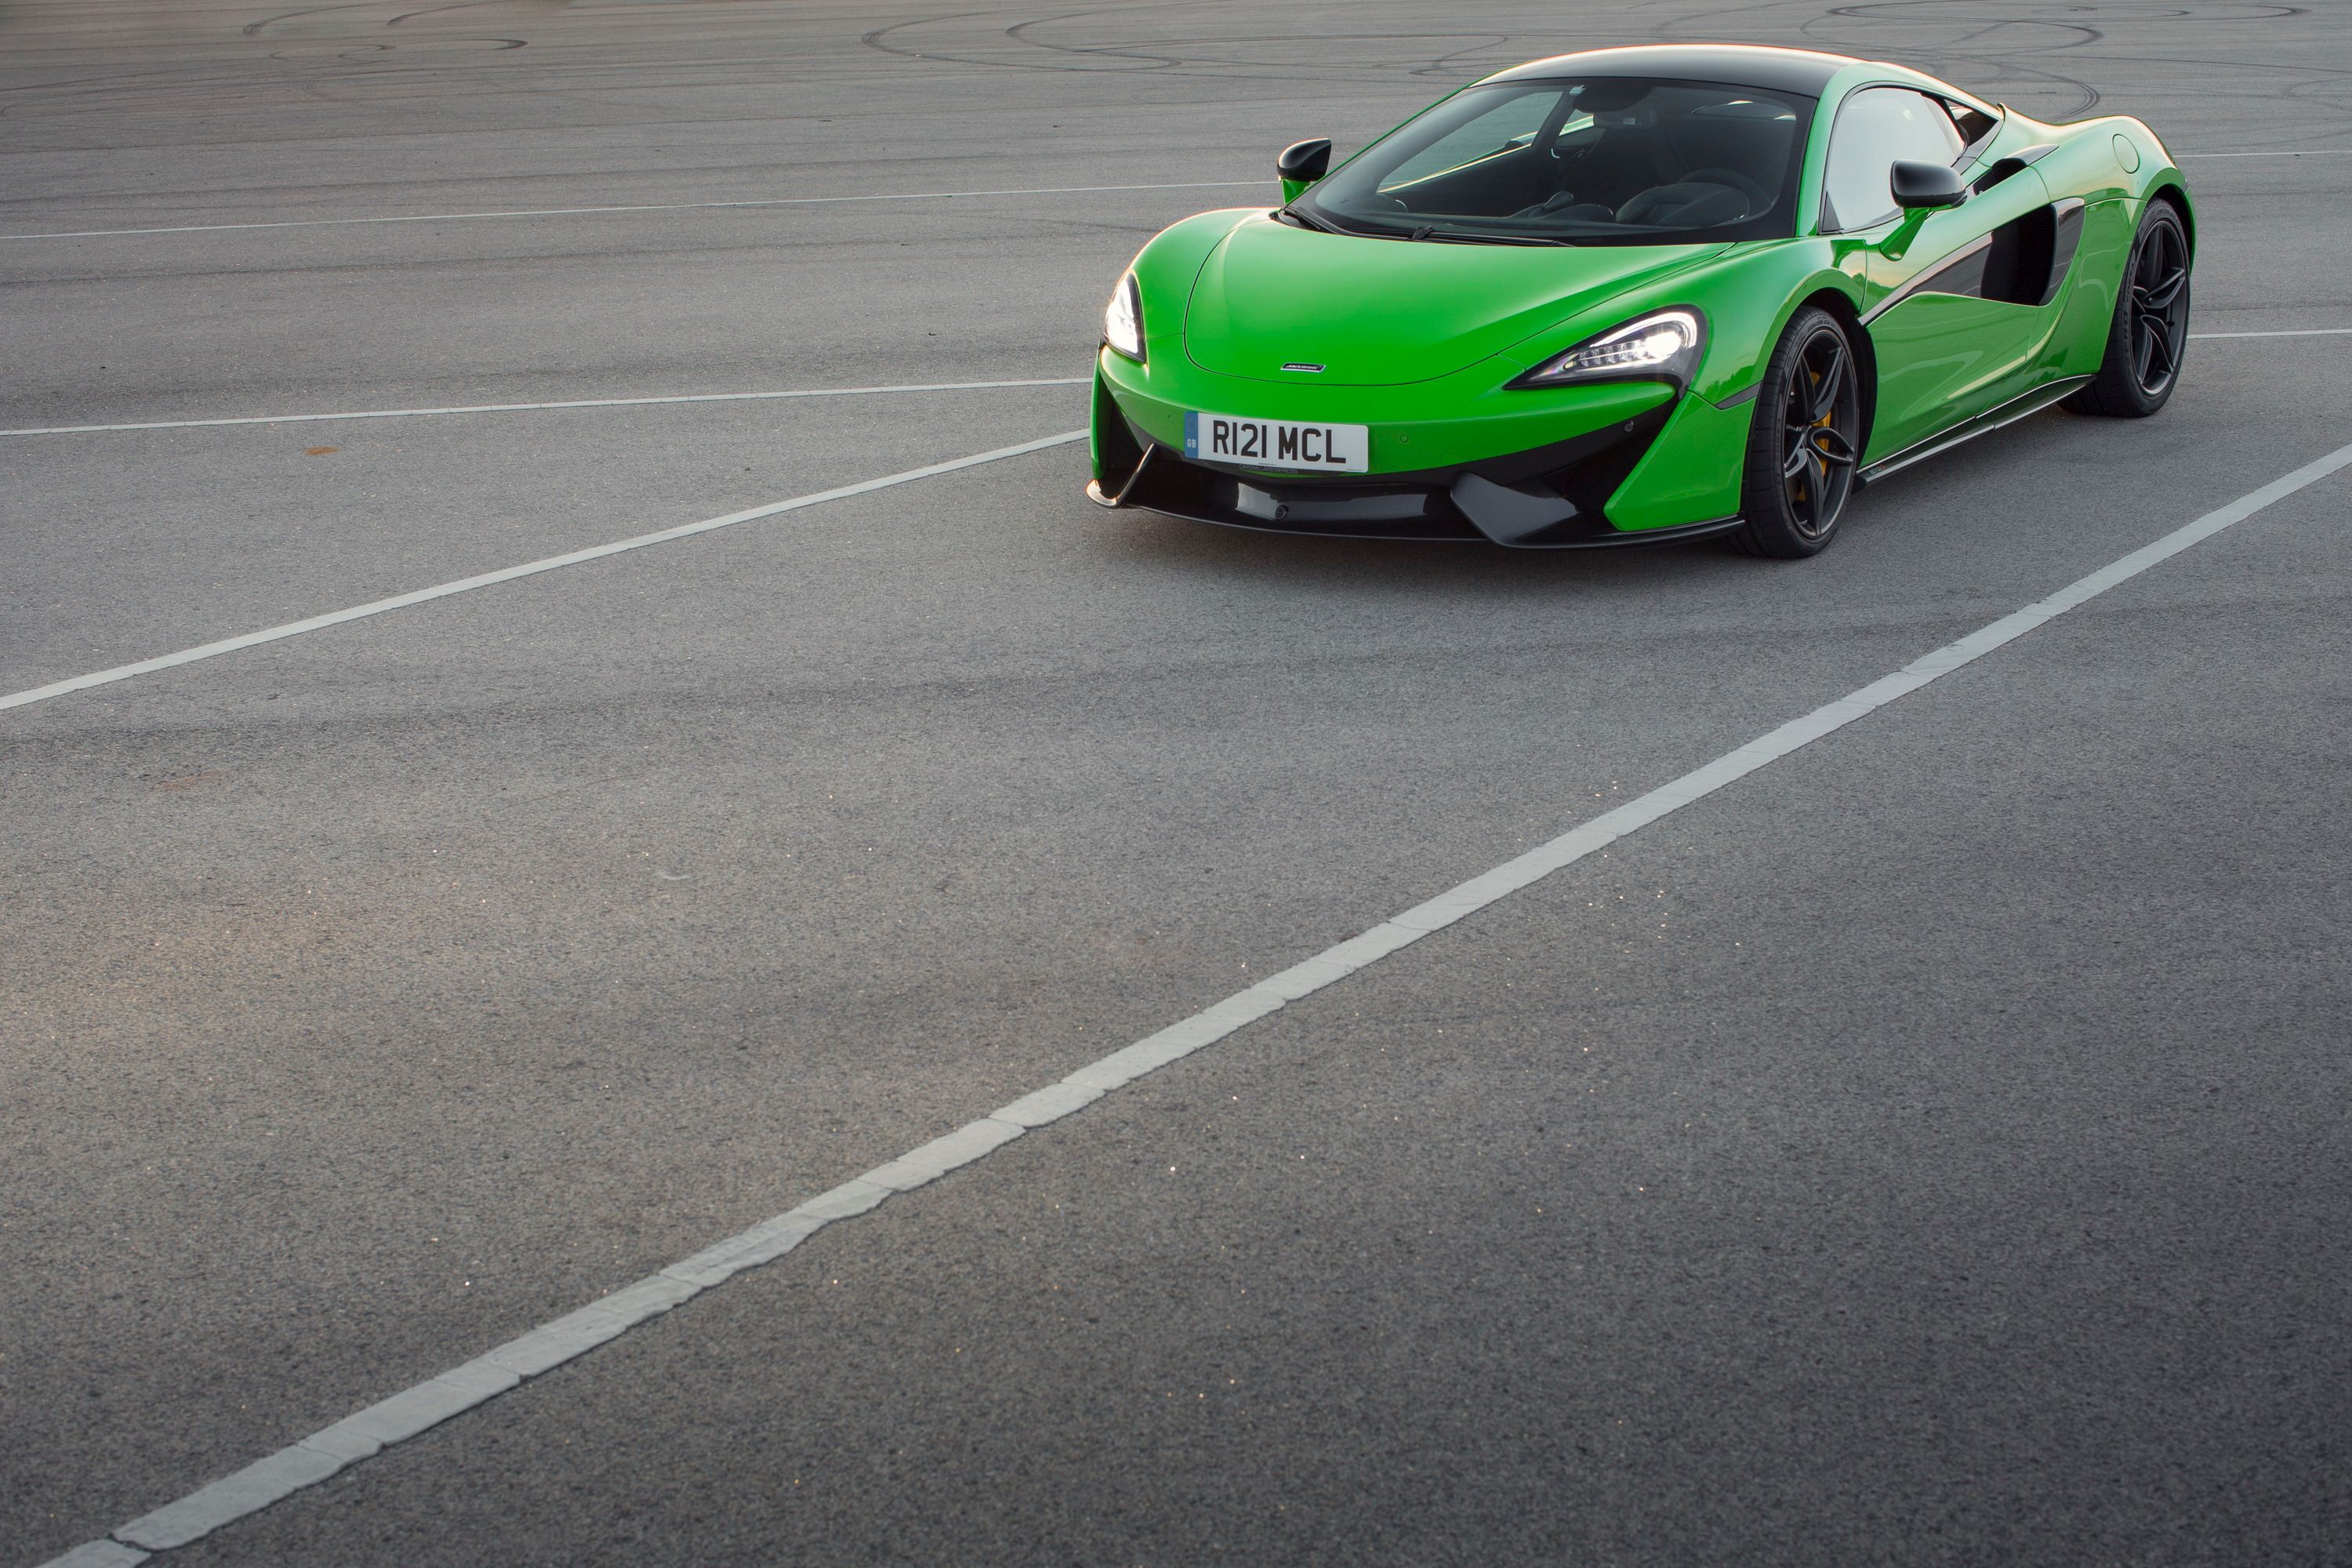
[1277,138,1332,202]
[1890,159,1966,210]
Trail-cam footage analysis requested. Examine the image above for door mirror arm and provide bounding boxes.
[1877,205,1934,261]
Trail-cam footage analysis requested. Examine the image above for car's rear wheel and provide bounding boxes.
[2066,200,2190,418]
[1733,307,1863,559]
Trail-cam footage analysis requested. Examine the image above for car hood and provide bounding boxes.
[1183,217,1730,386]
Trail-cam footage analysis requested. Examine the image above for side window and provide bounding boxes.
[1820,87,1968,230]
[1944,98,1998,151]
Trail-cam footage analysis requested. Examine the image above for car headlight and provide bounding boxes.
[1103,270,1145,363]
[1509,307,1704,393]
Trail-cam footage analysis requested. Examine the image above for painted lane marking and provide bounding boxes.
[0,180,1266,241]
[0,152,2329,245]
[2189,327,2352,339]
[5,336,2337,441]
[0,430,1086,717]
[38,434,2352,1566]
[0,378,1088,438]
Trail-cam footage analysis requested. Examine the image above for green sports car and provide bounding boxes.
[1088,44,2192,557]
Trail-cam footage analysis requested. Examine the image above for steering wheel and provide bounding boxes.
[1681,166,1772,216]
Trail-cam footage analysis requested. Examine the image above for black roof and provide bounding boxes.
[1485,44,1858,96]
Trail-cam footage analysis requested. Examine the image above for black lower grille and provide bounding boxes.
[1099,401,1711,548]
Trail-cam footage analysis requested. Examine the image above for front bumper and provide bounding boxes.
[1089,352,1748,548]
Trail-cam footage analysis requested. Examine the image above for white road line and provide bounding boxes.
[0,430,1086,717]
[7,328,2333,444]
[6,338,2340,439]
[38,434,2352,1568]
[0,378,1089,438]
[0,180,1267,241]
[2190,327,2352,339]
[0,153,2332,243]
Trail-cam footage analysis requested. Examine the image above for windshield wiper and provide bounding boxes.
[1277,205,1345,234]
[1406,224,1569,246]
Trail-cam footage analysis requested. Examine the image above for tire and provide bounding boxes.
[1732,306,1864,559]
[2065,200,2190,417]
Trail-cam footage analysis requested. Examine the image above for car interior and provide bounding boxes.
[1316,81,1810,240]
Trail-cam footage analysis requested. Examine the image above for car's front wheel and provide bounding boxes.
[1732,306,1864,559]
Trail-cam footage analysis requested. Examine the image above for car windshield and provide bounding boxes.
[1296,78,1817,246]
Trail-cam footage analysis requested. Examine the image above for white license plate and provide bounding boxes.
[1184,410,1368,474]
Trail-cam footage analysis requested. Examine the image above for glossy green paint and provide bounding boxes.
[1604,394,1755,532]
[1093,52,2192,536]
[1862,175,2063,452]
[1185,223,1733,385]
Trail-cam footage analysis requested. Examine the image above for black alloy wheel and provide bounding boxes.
[2068,201,2191,418]
[1734,307,1864,558]
[2127,212,2190,396]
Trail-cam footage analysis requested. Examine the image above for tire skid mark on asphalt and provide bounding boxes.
[40,435,2352,1567]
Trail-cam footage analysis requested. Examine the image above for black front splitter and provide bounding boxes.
[1087,477,1743,550]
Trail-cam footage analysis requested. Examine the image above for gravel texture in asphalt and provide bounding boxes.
[4,2,2348,1563]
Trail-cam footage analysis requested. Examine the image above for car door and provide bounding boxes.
[1825,88,2056,459]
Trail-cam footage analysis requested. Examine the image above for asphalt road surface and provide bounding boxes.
[5,2,2349,1564]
